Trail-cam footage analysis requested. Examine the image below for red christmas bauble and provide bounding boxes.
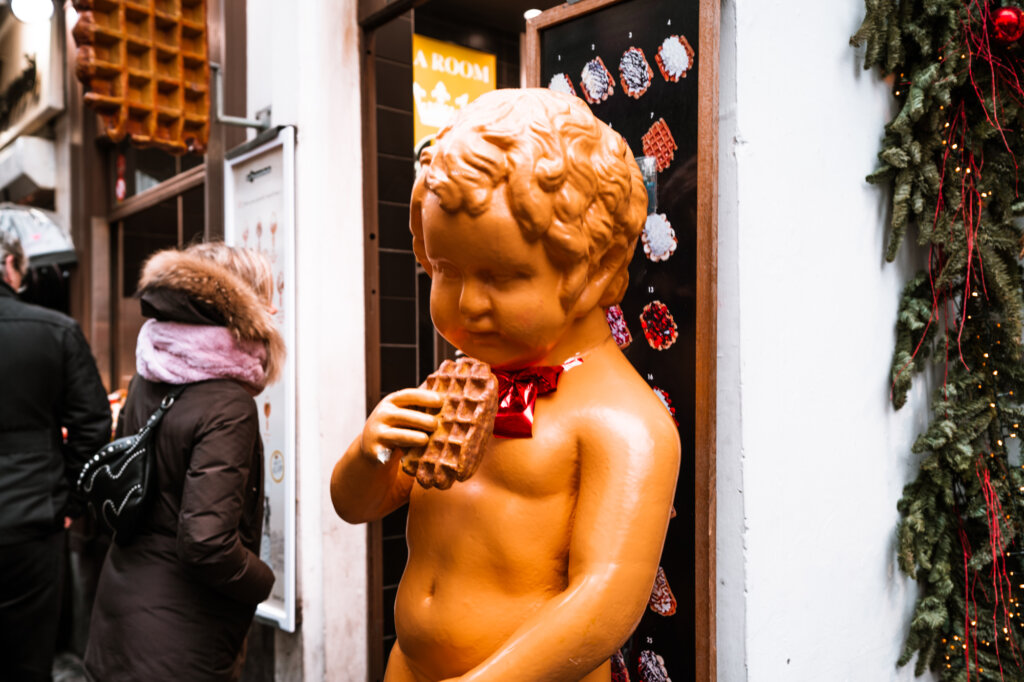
[993,6,1024,44]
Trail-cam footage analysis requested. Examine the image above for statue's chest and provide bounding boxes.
[475,420,579,498]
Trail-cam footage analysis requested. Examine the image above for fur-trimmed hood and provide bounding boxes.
[138,248,285,384]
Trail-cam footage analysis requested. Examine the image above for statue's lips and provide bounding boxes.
[464,331,500,343]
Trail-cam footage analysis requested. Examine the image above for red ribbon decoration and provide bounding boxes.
[492,365,564,438]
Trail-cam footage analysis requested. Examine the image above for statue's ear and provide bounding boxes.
[569,245,627,318]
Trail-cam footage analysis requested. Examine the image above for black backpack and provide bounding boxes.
[76,385,185,544]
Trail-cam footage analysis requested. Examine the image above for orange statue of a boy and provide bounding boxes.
[331,88,680,682]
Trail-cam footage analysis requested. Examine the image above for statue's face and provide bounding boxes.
[421,190,576,370]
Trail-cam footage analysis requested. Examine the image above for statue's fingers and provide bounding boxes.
[384,407,438,433]
[388,388,445,410]
[377,425,432,449]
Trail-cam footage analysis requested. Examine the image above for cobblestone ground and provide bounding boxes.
[52,651,89,682]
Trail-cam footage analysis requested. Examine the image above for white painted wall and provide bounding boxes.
[246,1,367,680]
[717,0,938,680]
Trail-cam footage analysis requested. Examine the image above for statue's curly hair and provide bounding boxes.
[410,88,647,308]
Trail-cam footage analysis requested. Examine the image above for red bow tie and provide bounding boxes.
[492,365,564,438]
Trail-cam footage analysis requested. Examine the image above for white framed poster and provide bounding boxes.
[224,126,296,632]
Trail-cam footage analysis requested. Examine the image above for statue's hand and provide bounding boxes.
[361,388,443,464]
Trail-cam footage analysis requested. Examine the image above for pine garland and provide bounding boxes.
[854,1,1024,679]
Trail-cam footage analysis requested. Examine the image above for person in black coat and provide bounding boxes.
[0,231,111,681]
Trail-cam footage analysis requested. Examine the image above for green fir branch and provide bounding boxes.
[858,4,1024,678]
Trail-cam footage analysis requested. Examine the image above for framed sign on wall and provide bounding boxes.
[527,1,718,680]
[224,126,297,632]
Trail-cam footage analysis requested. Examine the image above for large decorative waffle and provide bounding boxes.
[72,0,210,155]
[398,357,499,490]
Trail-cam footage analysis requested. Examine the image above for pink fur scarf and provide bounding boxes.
[136,319,268,394]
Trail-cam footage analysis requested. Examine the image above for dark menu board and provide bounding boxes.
[540,1,698,679]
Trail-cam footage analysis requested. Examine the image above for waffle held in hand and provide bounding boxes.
[398,357,499,490]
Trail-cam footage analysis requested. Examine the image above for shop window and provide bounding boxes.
[112,183,205,389]
[109,140,204,204]
[181,184,205,245]
[120,197,178,297]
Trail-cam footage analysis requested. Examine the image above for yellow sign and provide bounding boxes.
[412,34,496,154]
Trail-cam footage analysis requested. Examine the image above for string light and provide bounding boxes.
[865,6,1024,672]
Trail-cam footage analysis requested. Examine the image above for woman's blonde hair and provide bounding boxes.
[185,241,275,307]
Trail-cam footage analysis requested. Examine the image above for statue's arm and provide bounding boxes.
[446,406,681,682]
[331,387,441,523]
